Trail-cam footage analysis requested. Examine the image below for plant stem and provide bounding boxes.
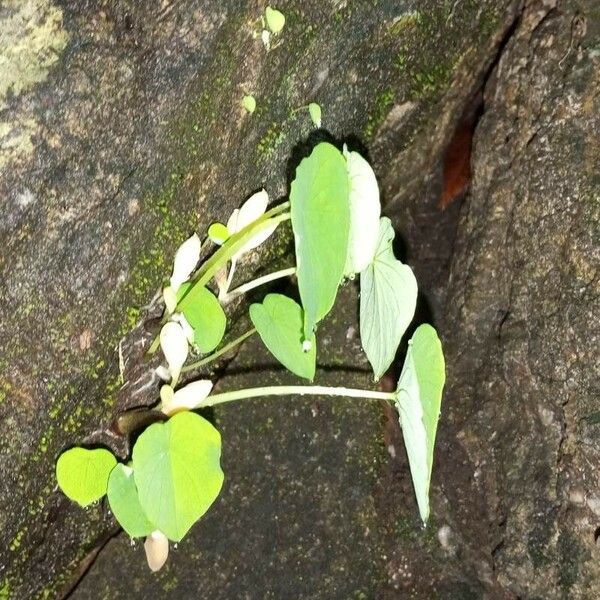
[224,267,296,302]
[200,385,395,408]
[147,203,290,356]
[187,203,291,292]
[181,328,257,373]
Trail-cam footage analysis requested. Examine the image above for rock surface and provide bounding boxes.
[1,0,598,598]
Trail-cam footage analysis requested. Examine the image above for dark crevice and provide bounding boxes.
[59,526,121,600]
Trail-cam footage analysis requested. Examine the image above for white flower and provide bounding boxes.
[261,29,271,49]
[159,321,188,385]
[171,312,195,345]
[170,233,201,293]
[144,530,169,572]
[155,365,171,382]
[227,189,277,259]
[220,190,279,299]
[162,285,178,314]
[161,380,214,415]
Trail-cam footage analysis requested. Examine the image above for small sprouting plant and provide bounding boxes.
[56,141,445,571]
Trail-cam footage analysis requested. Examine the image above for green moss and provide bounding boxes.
[409,59,456,99]
[389,1,503,109]
[257,122,285,160]
[526,504,557,568]
[9,528,26,552]
[558,529,589,593]
[386,11,422,37]
[0,579,10,600]
[364,89,395,140]
[0,378,11,404]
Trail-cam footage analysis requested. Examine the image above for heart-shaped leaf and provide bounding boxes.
[177,283,227,353]
[132,412,224,542]
[265,7,285,33]
[290,142,350,339]
[107,464,154,538]
[56,447,117,507]
[395,324,445,523]
[360,217,417,380]
[250,294,316,380]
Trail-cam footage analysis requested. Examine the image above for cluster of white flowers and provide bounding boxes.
[156,190,278,416]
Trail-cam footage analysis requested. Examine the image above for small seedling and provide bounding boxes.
[260,6,285,50]
[265,7,285,35]
[56,142,445,571]
[308,102,322,128]
[242,94,256,114]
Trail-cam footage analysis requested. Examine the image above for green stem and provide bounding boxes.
[186,202,291,292]
[147,203,290,355]
[181,328,257,373]
[200,385,395,408]
[224,267,296,302]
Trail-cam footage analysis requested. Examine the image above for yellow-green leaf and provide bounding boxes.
[107,464,154,538]
[242,94,256,114]
[208,222,230,245]
[290,142,350,339]
[265,7,285,33]
[177,283,227,353]
[56,447,117,507]
[250,294,316,380]
[308,102,322,128]
[132,412,224,542]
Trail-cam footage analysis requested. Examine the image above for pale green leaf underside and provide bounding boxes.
[177,283,227,353]
[360,217,417,380]
[343,147,381,276]
[107,464,154,538]
[250,293,316,381]
[290,142,350,339]
[56,447,116,507]
[132,412,224,542]
[395,324,445,523]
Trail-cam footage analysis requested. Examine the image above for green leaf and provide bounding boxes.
[177,283,227,353]
[132,412,224,542]
[250,294,316,381]
[343,145,381,276]
[265,7,285,33]
[395,324,445,523]
[208,222,230,245]
[360,217,417,380]
[107,464,154,538]
[56,447,117,507]
[290,142,350,339]
[242,94,256,114]
[308,102,322,128]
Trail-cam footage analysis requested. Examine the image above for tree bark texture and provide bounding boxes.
[0,0,598,598]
